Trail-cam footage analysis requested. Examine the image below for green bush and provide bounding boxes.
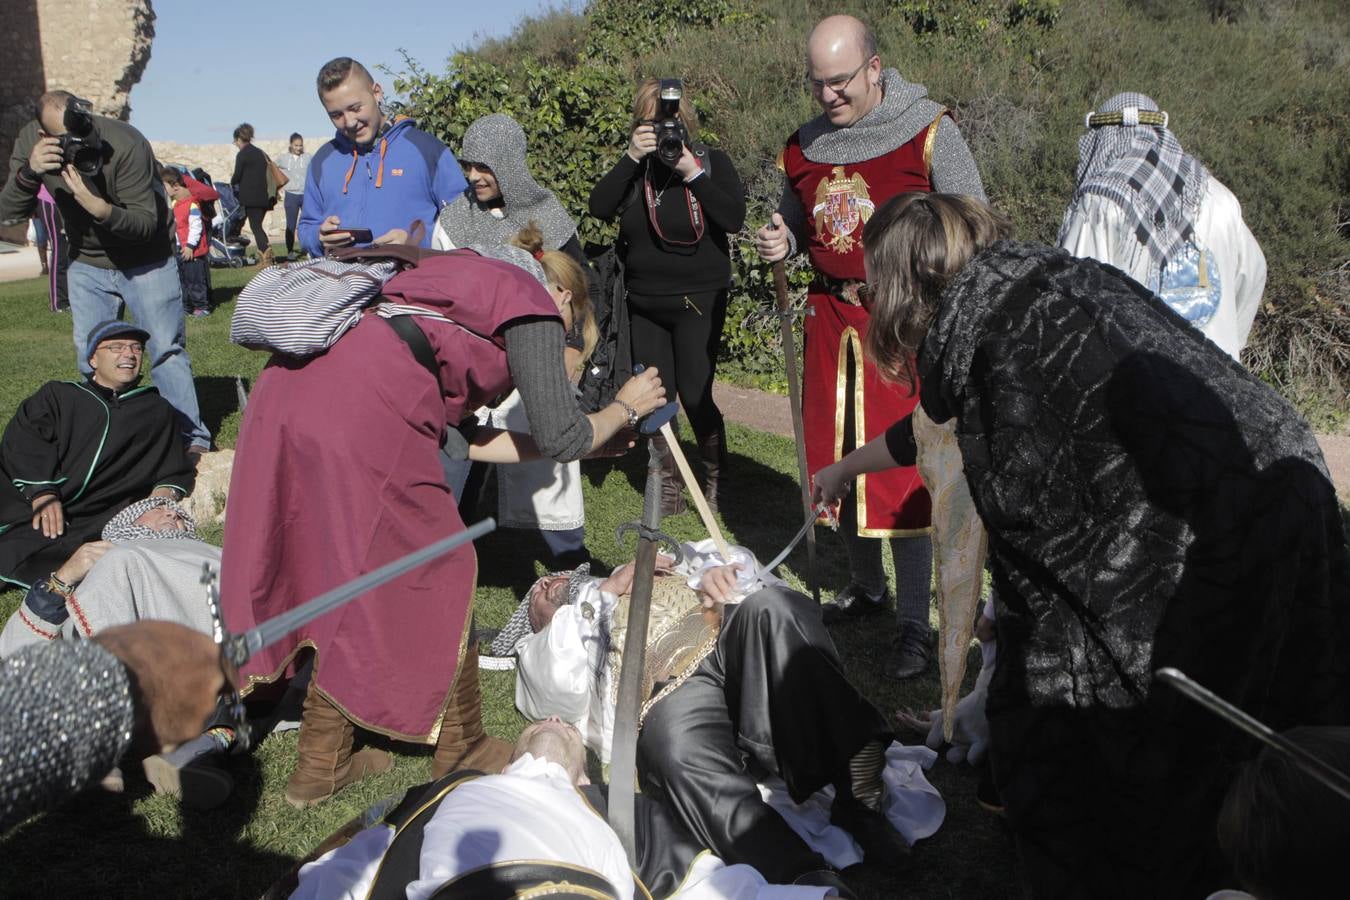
[390,0,1349,428]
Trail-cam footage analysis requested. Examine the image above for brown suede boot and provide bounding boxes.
[431,642,513,778]
[650,434,686,518]
[284,684,393,809]
[697,427,727,513]
[260,246,276,267]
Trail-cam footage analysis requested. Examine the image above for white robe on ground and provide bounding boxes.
[290,754,831,900]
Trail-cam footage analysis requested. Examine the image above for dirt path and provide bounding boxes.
[715,382,1350,502]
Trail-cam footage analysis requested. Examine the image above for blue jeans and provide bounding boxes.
[67,257,211,449]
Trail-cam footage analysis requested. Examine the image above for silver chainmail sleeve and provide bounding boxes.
[0,641,134,830]
[928,117,988,202]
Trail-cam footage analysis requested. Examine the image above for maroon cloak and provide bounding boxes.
[220,251,559,742]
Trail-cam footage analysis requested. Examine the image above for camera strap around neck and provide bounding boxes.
[643,164,704,247]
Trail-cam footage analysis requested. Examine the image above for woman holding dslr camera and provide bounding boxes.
[589,78,745,515]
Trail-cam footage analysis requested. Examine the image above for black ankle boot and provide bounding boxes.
[697,427,727,513]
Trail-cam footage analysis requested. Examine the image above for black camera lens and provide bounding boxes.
[69,143,102,177]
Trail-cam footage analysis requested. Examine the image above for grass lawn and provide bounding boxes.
[0,267,1015,898]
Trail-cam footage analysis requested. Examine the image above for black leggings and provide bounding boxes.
[627,287,726,441]
[244,206,270,253]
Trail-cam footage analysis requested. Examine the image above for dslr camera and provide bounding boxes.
[58,96,103,177]
[653,79,688,167]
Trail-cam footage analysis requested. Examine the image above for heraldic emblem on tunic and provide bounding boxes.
[812,166,875,253]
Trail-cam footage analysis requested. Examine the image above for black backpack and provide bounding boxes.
[578,241,633,413]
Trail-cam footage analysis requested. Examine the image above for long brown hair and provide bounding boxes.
[511,222,599,369]
[861,193,1013,388]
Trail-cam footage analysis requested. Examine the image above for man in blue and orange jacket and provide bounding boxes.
[299,56,467,257]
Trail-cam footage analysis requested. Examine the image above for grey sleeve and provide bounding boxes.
[929,118,987,202]
[775,178,808,259]
[504,318,595,462]
[0,123,41,226]
[0,641,135,830]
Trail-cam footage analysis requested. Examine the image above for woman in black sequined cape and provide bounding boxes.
[919,241,1350,897]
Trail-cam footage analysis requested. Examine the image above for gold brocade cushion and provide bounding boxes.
[606,575,721,726]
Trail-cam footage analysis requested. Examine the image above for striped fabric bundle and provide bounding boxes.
[229,258,399,357]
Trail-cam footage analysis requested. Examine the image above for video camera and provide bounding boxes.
[653,79,688,167]
[58,96,103,177]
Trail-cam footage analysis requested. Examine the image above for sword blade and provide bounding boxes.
[755,507,820,583]
[608,442,665,865]
[1156,667,1350,803]
[236,518,496,663]
[773,260,819,603]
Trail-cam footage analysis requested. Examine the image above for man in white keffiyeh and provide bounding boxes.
[1058,91,1267,360]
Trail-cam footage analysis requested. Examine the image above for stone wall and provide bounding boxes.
[0,0,156,239]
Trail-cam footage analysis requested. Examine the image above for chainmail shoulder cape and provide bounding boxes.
[919,240,1349,728]
[463,241,550,287]
[797,68,946,165]
[438,114,578,251]
[101,496,198,542]
[1058,92,1208,285]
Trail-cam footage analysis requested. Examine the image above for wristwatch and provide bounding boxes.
[617,400,640,428]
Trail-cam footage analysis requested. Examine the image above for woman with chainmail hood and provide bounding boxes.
[434,113,589,267]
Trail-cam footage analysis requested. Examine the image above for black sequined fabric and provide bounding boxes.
[920,241,1350,897]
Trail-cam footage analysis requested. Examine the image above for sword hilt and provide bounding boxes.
[615,521,684,563]
[200,563,253,750]
[771,305,814,322]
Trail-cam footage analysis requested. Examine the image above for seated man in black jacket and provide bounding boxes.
[0,320,195,595]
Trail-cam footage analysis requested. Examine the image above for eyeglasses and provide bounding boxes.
[804,59,871,96]
[99,342,144,354]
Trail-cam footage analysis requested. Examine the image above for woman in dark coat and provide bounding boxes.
[813,192,1350,898]
[230,123,273,264]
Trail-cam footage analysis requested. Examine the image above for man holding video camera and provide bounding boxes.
[1,91,210,454]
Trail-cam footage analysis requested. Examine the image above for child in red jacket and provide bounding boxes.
[161,168,211,317]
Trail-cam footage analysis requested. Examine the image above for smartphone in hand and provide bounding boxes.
[332,227,374,243]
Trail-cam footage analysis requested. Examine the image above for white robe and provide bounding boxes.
[291,754,832,900]
[1058,174,1266,361]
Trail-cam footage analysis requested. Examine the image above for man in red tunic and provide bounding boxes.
[755,14,985,679]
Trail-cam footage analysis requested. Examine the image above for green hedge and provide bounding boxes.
[389,0,1349,423]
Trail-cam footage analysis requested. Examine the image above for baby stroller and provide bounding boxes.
[204,180,253,268]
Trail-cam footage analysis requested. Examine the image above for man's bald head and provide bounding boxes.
[510,717,588,785]
[807,14,877,64]
[804,15,884,127]
[34,90,75,134]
